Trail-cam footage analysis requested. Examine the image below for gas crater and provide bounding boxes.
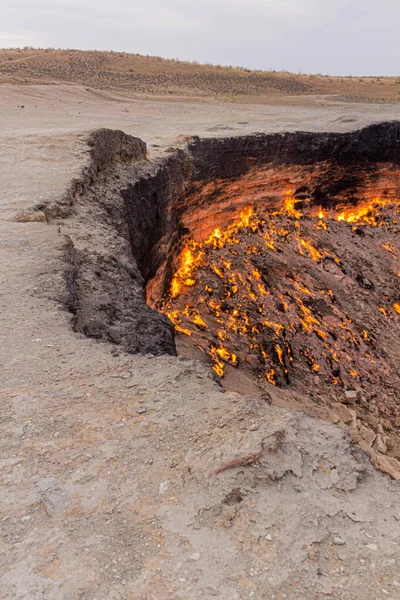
[61,122,400,456]
[157,193,399,388]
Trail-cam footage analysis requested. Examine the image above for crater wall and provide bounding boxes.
[57,122,400,361]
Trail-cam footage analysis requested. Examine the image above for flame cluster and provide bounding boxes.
[169,206,253,300]
[335,196,398,227]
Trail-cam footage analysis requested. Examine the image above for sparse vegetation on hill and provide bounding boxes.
[1,48,399,103]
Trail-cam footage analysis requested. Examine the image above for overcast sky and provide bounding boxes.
[1,0,399,76]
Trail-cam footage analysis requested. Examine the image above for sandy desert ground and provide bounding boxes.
[2,48,400,104]
[1,65,400,599]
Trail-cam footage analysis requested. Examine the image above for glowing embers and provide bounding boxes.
[303,194,400,231]
[210,345,238,376]
[170,247,204,298]
[297,238,323,262]
[382,242,398,258]
[159,191,400,388]
[334,196,400,227]
[282,193,303,219]
[168,206,253,299]
[166,305,207,337]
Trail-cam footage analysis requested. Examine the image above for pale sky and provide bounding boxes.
[1,0,399,76]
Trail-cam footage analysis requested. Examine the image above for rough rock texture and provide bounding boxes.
[122,150,193,282]
[44,129,147,219]
[60,131,192,356]
[188,121,400,181]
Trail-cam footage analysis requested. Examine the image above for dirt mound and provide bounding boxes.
[1,48,400,103]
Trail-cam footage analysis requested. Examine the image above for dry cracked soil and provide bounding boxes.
[1,79,400,600]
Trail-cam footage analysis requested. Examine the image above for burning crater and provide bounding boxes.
[154,177,400,394]
[61,122,400,455]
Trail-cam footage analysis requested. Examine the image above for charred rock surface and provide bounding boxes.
[188,120,400,180]
[60,130,191,356]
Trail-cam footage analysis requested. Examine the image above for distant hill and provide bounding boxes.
[1,48,399,103]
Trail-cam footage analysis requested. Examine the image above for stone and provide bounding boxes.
[365,543,378,551]
[265,534,272,541]
[190,552,201,561]
[36,477,71,516]
[250,423,259,431]
[344,390,358,404]
[333,536,346,546]
[358,424,376,447]
[349,424,361,444]
[365,414,380,430]
[373,433,387,454]
[159,480,170,494]
[245,354,261,369]
[332,403,356,425]
[373,454,400,481]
